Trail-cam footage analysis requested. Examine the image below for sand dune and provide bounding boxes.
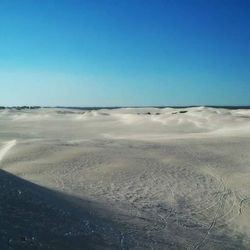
[2,107,250,140]
[0,107,250,249]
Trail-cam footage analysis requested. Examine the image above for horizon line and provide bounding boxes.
[1,105,250,110]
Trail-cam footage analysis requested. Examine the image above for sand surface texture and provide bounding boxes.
[0,107,250,249]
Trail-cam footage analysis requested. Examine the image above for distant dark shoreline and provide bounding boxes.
[1,105,250,110]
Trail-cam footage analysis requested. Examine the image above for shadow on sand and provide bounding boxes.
[0,169,125,250]
[0,169,249,250]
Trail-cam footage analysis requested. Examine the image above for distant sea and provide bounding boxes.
[1,106,250,110]
[57,106,250,110]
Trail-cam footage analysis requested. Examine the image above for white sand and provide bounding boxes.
[1,107,250,249]
[0,140,16,162]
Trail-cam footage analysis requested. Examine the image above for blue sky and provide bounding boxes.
[0,0,249,106]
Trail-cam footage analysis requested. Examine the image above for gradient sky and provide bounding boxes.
[0,0,250,106]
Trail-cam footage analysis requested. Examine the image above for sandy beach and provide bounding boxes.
[1,107,250,249]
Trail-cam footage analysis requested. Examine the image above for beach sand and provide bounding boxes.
[0,107,250,249]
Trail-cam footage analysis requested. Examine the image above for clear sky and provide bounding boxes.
[0,0,249,106]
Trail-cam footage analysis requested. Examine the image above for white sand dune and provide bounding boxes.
[0,107,250,249]
[3,107,249,140]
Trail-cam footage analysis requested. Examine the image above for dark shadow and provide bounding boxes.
[0,169,124,250]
